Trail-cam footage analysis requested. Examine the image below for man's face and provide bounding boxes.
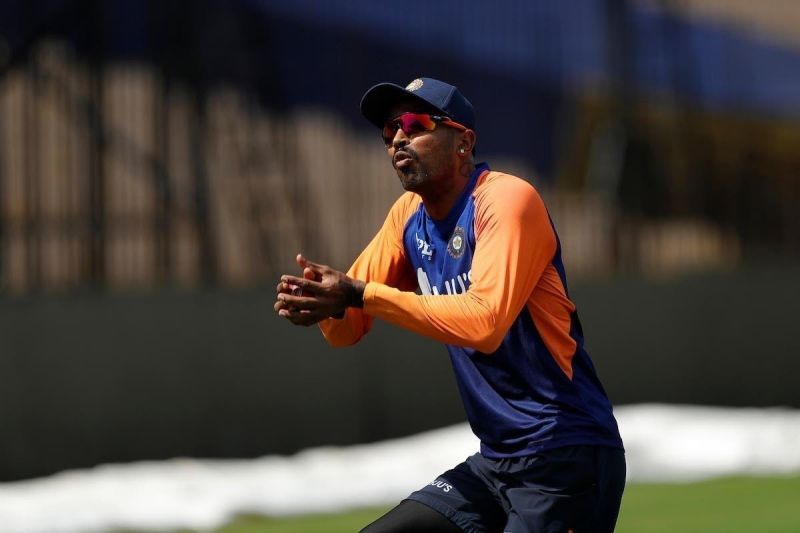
[384,103,459,193]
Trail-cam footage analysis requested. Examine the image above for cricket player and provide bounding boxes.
[275,77,625,532]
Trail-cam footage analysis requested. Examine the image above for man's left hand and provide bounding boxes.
[274,254,365,327]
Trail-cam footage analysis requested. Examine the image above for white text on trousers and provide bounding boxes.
[429,479,453,492]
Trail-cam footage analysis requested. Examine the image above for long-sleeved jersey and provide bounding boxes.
[320,163,623,458]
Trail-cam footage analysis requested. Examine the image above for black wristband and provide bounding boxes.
[344,281,364,309]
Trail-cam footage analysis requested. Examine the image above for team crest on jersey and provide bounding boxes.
[406,78,423,91]
[447,226,467,259]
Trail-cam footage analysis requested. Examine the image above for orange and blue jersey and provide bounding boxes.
[320,163,623,457]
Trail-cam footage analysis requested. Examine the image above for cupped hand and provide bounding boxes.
[274,254,365,326]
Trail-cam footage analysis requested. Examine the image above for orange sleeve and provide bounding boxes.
[318,193,420,347]
[362,173,557,354]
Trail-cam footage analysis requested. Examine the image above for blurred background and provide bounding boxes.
[1,0,799,521]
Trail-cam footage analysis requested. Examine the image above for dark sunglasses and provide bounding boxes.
[382,112,467,146]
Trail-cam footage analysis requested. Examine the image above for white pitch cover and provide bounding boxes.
[1,404,799,533]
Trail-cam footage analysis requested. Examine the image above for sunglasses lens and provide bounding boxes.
[382,113,437,145]
[382,123,397,145]
[401,114,435,135]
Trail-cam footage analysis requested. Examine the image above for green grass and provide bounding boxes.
[615,475,800,533]
[214,475,800,533]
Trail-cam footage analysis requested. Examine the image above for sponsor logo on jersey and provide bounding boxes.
[417,268,472,296]
[447,226,466,259]
[415,233,434,261]
[444,271,471,294]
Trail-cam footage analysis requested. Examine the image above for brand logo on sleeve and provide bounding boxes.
[447,226,466,259]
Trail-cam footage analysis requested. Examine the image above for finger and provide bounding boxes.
[303,267,319,282]
[280,274,324,293]
[279,307,324,327]
[278,293,323,311]
[276,280,295,294]
[297,254,326,275]
[278,306,307,318]
[275,294,309,312]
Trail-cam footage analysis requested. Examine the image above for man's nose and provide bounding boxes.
[392,128,409,150]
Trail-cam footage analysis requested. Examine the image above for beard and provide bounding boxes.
[393,147,431,191]
[398,165,430,191]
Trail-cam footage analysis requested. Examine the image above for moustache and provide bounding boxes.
[393,147,419,168]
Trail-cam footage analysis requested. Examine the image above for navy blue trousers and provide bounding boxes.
[365,445,626,533]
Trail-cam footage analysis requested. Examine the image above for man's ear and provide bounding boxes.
[457,130,477,155]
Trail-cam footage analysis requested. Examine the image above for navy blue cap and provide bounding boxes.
[360,77,476,131]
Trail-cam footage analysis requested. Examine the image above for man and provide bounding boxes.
[275,77,625,532]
